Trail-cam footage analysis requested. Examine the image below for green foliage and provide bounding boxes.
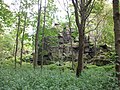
[0,63,119,90]
[44,28,58,36]
[87,65,99,69]
[0,1,14,28]
[109,53,116,61]
[0,0,119,89]
[104,51,116,62]
[101,65,115,72]
[46,64,58,70]
[92,0,105,14]
[0,1,15,61]
[0,33,14,61]
[100,10,114,45]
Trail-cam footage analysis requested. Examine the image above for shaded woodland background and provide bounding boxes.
[0,0,120,89]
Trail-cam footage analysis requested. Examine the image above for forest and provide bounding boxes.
[0,0,120,89]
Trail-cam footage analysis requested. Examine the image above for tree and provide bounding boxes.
[0,1,14,61]
[0,0,14,29]
[63,0,74,70]
[20,0,28,67]
[113,0,120,85]
[85,1,113,47]
[41,0,47,69]
[14,0,21,69]
[72,0,95,77]
[34,0,42,69]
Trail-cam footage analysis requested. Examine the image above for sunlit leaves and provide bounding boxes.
[92,0,105,14]
[0,1,14,27]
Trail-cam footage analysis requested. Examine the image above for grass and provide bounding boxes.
[0,61,119,90]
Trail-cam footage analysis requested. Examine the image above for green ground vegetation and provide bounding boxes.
[0,60,119,90]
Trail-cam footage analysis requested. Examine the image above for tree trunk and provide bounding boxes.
[20,2,27,67]
[72,0,94,77]
[14,0,22,68]
[113,0,120,85]
[41,0,46,69]
[67,11,74,70]
[14,15,20,69]
[34,0,42,69]
[76,19,85,77]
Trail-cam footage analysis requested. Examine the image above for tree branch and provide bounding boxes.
[85,0,95,20]
[85,0,92,8]
[72,0,81,29]
[85,10,111,34]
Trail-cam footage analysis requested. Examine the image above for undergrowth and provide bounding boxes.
[0,61,119,90]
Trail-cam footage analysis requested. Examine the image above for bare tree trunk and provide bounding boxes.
[14,0,22,68]
[65,0,74,70]
[72,0,94,77]
[12,44,15,56]
[72,0,83,77]
[14,15,20,69]
[76,19,85,77]
[68,12,74,70]
[41,0,46,69]
[34,0,42,69]
[20,1,27,67]
[113,0,120,85]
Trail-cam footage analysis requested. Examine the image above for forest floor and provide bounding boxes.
[0,60,119,90]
